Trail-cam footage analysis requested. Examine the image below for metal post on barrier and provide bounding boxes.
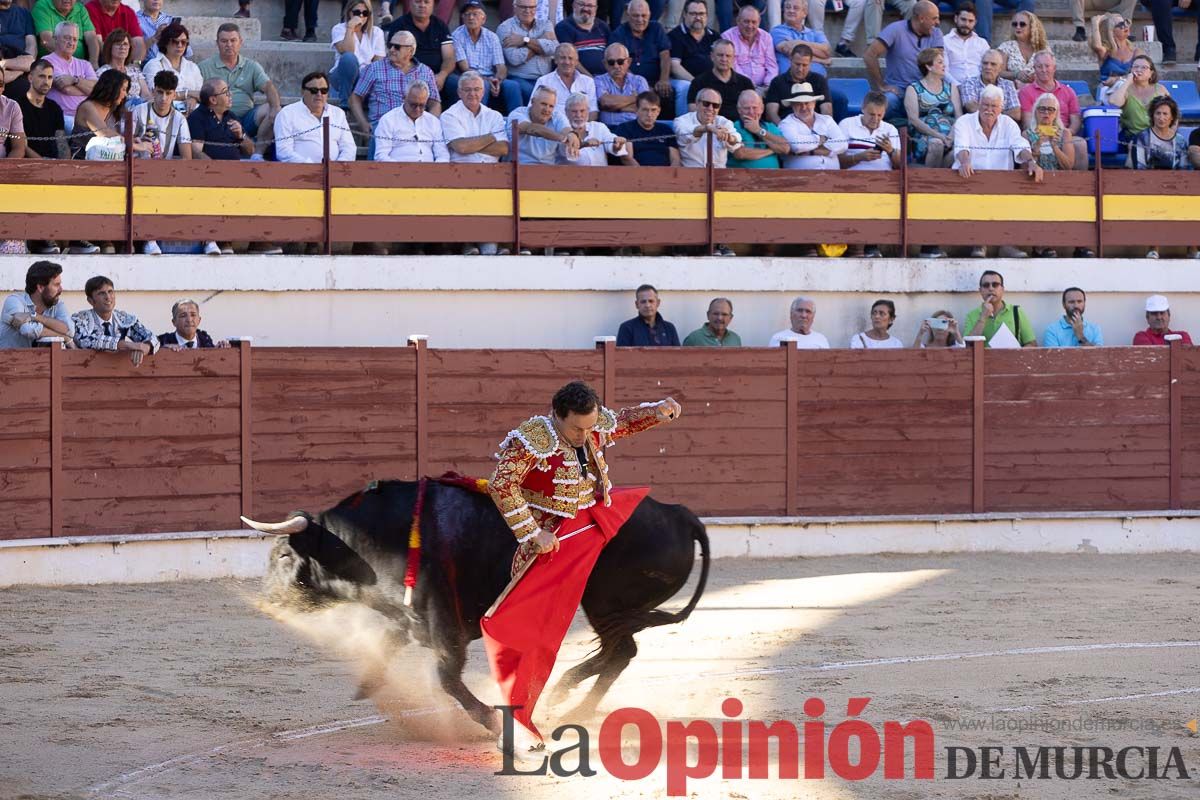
[323,117,332,256]
[124,109,134,255]
[705,129,715,256]
[1093,130,1104,258]
[510,121,522,254]
[900,128,909,256]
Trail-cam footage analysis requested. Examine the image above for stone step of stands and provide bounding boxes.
[172,0,345,43]
[177,16,262,43]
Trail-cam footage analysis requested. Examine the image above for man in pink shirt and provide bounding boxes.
[45,21,95,124]
[85,0,144,63]
[720,5,776,91]
[1017,50,1085,171]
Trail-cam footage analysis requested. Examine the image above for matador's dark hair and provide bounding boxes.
[552,381,601,419]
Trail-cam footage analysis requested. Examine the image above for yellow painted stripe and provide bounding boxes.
[133,186,324,217]
[909,193,1095,222]
[715,191,900,219]
[332,187,511,216]
[0,184,124,215]
[520,190,706,220]
[1104,194,1200,222]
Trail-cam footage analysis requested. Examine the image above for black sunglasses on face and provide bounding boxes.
[388,42,410,50]
[699,100,720,108]
[980,281,1002,288]
[606,58,627,65]
[304,85,330,93]
[352,9,370,15]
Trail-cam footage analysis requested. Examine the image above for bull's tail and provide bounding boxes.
[594,519,710,643]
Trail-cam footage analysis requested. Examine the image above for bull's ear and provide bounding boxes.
[241,515,309,536]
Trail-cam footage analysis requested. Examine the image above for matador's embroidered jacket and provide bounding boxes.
[489,403,665,540]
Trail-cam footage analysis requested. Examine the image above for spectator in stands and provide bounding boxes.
[282,0,320,43]
[617,284,681,346]
[508,84,574,164]
[668,0,717,118]
[765,43,830,123]
[1025,92,1075,176]
[997,10,1048,86]
[45,21,95,129]
[1108,54,1170,144]
[534,42,597,117]
[18,58,65,164]
[906,47,960,168]
[953,86,1040,258]
[1134,294,1193,345]
[850,299,905,348]
[159,300,229,349]
[865,0,920,46]
[199,23,281,150]
[84,0,143,64]
[375,79,449,161]
[499,0,556,106]
[1071,0,1136,43]
[235,0,251,19]
[330,0,385,107]
[863,0,944,118]
[675,85,741,167]
[840,90,899,258]
[768,296,829,348]
[720,5,776,93]
[142,22,201,113]
[555,0,607,79]
[443,71,510,256]
[779,80,844,169]
[275,70,356,163]
[615,89,680,165]
[72,69,147,165]
[912,309,964,348]
[832,0,871,59]
[352,29,440,157]
[0,0,38,95]
[72,275,159,366]
[687,38,752,118]
[730,88,785,167]
[1,260,72,349]
[1149,0,1199,65]
[1134,96,1187,258]
[136,0,176,63]
[595,42,647,126]
[32,0,97,63]
[1042,287,1103,347]
[0,68,24,158]
[1019,51,1087,172]
[770,0,829,78]
[386,0,456,97]
[453,0,521,112]
[132,70,190,256]
[609,0,672,107]
[683,297,741,346]
[190,79,254,171]
[960,48,1020,120]
[943,2,989,84]
[97,29,149,105]
[1090,12,1139,93]
[558,90,626,164]
[964,269,1037,347]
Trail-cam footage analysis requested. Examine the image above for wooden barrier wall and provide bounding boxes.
[1,341,1197,540]
[3,159,1198,253]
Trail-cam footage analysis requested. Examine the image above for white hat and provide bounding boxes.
[1145,294,1170,312]
[780,82,824,105]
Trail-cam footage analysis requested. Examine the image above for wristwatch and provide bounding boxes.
[522,35,530,45]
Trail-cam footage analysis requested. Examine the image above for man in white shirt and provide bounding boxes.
[951,84,1040,177]
[273,70,357,163]
[673,86,741,167]
[507,84,576,165]
[768,296,830,348]
[374,80,449,162]
[942,1,989,84]
[532,42,596,118]
[443,71,510,255]
[556,91,626,165]
[777,81,844,169]
[837,90,900,171]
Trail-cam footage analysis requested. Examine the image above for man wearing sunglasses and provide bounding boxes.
[964,270,1038,347]
[595,42,648,126]
[351,29,440,157]
[274,70,356,163]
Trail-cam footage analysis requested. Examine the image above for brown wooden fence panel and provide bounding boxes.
[608,348,787,515]
[425,349,605,479]
[0,161,126,241]
[0,350,51,538]
[983,348,1171,512]
[1101,171,1200,248]
[252,347,418,520]
[792,349,974,515]
[59,349,243,535]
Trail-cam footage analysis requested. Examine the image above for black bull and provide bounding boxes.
[250,480,710,734]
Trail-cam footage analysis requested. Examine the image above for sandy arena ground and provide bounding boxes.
[3,553,1200,799]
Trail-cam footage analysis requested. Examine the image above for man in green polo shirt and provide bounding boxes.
[198,22,280,147]
[32,0,97,62]
[683,297,742,346]
[964,269,1038,347]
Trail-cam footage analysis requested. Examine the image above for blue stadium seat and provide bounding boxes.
[829,77,871,117]
[1063,80,1093,106]
[1164,81,1200,121]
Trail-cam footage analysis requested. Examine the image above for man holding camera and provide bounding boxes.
[1042,287,1103,348]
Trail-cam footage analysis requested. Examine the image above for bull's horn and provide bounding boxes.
[240,515,308,535]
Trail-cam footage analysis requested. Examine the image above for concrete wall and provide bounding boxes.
[3,254,1198,349]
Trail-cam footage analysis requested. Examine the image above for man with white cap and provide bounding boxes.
[778,80,844,169]
[1133,295,1193,346]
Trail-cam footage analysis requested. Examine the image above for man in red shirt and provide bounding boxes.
[1133,294,1193,346]
[85,0,144,64]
